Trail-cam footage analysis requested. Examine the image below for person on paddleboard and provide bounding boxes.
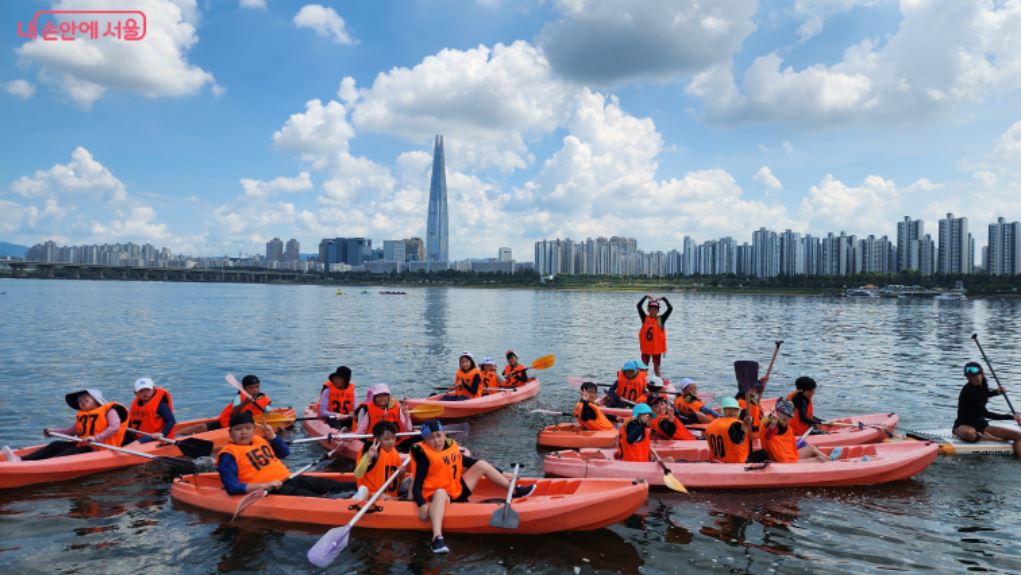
[953,362,1021,459]
[674,378,721,424]
[574,381,615,431]
[441,353,483,401]
[502,350,529,388]
[2,389,128,461]
[217,411,355,496]
[760,400,828,463]
[319,366,356,430]
[123,377,176,445]
[412,420,535,554]
[637,295,672,377]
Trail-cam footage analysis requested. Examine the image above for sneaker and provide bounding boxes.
[1,445,20,462]
[430,536,450,554]
[512,484,536,499]
[829,447,844,461]
[353,485,369,502]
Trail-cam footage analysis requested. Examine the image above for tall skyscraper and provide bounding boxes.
[383,240,406,263]
[938,213,970,274]
[897,216,924,271]
[266,238,283,263]
[498,247,512,262]
[426,135,449,262]
[284,238,300,262]
[988,217,1021,275]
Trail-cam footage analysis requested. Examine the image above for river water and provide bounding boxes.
[1,279,1019,574]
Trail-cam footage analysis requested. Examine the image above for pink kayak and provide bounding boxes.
[543,442,938,489]
[300,403,363,461]
[406,378,540,422]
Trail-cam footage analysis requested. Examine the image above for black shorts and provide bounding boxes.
[954,419,989,438]
[453,478,472,502]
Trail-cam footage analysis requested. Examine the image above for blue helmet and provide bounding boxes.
[632,403,654,417]
[622,360,638,372]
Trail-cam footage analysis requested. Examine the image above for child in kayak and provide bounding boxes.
[787,376,825,436]
[3,389,128,461]
[318,366,356,430]
[637,295,672,377]
[953,362,1021,458]
[705,397,753,463]
[615,403,654,462]
[353,421,405,501]
[650,397,696,441]
[639,376,668,405]
[441,353,482,400]
[217,411,355,496]
[123,377,176,444]
[354,384,412,448]
[574,382,615,431]
[674,378,720,424]
[603,360,647,408]
[412,420,535,554]
[178,374,271,436]
[478,357,504,392]
[760,400,828,463]
[502,350,530,388]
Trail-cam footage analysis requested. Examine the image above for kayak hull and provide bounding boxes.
[904,428,1016,456]
[543,442,938,489]
[171,472,648,533]
[406,379,540,422]
[300,404,363,460]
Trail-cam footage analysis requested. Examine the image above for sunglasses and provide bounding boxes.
[964,366,982,376]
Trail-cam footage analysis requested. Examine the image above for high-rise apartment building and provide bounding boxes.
[938,213,972,274]
[266,238,283,263]
[988,217,1021,275]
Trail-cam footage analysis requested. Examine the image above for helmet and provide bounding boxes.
[632,403,654,417]
[775,399,795,417]
[721,397,740,410]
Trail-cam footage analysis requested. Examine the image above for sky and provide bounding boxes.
[2,0,1021,260]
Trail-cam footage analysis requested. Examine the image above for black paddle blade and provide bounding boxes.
[157,456,198,474]
[174,437,214,458]
[734,361,760,391]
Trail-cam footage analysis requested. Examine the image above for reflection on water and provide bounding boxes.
[2,280,1021,573]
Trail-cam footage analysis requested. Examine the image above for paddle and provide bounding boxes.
[649,446,687,493]
[307,458,411,567]
[528,355,556,370]
[231,441,346,521]
[972,333,1021,430]
[48,431,198,473]
[489,463,522,528]
[225,373,268,412]
[260,404,444,428]
[290,424,469,445]
[287,413,353,423]
[530,409,573,417]
[762,340,783,389]
[124,429,213,458]
[734,361,759,463]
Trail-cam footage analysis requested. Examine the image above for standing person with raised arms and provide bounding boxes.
[637,295,672,377]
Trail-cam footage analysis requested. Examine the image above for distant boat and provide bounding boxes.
[935,292,967,301]
[379,290,407,295]
[845,288,879,298]
[335,289,345,296]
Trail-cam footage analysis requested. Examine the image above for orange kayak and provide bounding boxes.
[537,412,898,450]
[406,379,540,422]
[171,471,648,533]
[543,442,938,489]
[0,407,295,490]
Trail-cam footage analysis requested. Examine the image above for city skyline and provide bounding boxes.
[2,2,1021,261]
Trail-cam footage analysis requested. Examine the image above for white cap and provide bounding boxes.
[646,375,664,388]
[480,356,496,366]
[460,351,474,360]
[134,377,155,392]
[372,383,392,397]
[680,377,696,391]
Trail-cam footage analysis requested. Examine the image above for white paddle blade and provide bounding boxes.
[231,489,268,522]
[307,525,351,568]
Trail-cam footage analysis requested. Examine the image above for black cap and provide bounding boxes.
[241,375,260,388]
[229,411,255,427]
[330,366,352,382]
[420,419,444,438]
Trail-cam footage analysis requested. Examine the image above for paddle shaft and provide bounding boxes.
[972,333,1021,430]
[503,464,521,507]
[225,374,268,413]
[763,340,783,381]
[347,458,410,527]
[48,432,181,462]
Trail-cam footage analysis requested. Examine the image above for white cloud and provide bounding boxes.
[794,0,885,42]
[12,146,126,202]
[754,166,783,190]
[5,79,35,99]
[996,120,1021,160]
[690,2,1021,126]
[799,174,900,236]
[538,0,757,85]
[273,99,356,169]
[240,172,312,198]
[90,205,169,240]
[239,0,266,9]
[336,76,358,106]
[17,0,216,109]
[293,4,355,45]
[352,41,571,171]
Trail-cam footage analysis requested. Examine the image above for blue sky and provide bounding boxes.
[2,0,1020,259]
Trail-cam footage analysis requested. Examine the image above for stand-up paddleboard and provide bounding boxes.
[905,428,1015,456]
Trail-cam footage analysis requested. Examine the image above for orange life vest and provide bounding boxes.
[414,439,463,501]
[652,414,696,441]
[356,445,403,497]
[76,402,129,449]
[573,400,614,431]
[705,416,750,463]
[502,364,528,388]
[453,368,483,398]
[217,393,272,429]
[479,370,500,393]
[217,435,290,484]
[786,391,814,436]
[128,387,175,437]
[674,394,707,417]
[364,400,409,433]
[737,398,762,431]
[615,418,651,462]
[614,370,648,403]
[761,421,799,463]
[639,315,667,355]
[322,380,356,415]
